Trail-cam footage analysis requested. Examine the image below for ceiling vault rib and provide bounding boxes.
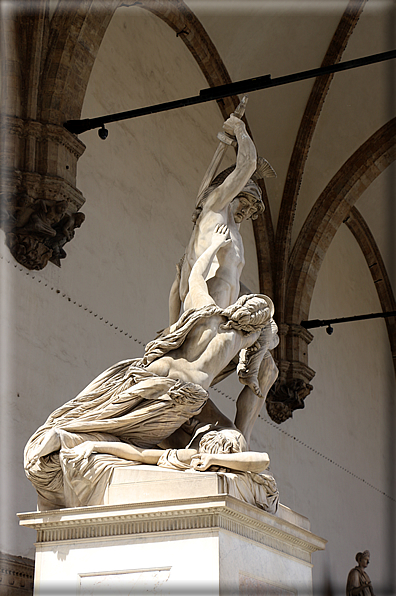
[39,0,120,123]
[274,0,367,331]
[344,207,396,374]
[286,117,396,326]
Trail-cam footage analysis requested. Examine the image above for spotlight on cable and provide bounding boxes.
[326,325,334,335]
[98,125,108,140]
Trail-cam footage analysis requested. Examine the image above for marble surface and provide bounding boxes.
[24,216,278,511]
[105,464,279,514]
[105,464,223,505]
[19,487,326,596]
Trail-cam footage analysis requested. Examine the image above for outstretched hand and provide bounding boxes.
[66,441,96,463]
[212,224,231,249]
[190,453,215,471]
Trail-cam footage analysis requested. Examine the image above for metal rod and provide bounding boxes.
[64,49,396,135]
[301,311,396,330]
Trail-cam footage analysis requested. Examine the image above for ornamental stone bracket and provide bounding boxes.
[1,116,86,270]
[267,324,315,424]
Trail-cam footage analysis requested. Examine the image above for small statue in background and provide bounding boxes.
[346,551,375,596]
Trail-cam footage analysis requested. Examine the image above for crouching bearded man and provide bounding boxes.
[24,225,276,510]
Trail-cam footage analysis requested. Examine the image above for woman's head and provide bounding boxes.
[198,428,247,454]
[356,551,370,567]
[222,294,274,334]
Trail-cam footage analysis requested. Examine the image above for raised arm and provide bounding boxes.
[184,224,230,311]
[204,115,257,213]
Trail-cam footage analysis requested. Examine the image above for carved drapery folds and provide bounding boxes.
[1,117,86,270]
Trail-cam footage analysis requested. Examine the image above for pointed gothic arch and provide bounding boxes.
[287,118,396,325]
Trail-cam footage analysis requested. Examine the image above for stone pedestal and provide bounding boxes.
[18,466,326,595]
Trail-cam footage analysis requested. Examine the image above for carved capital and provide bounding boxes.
[266,377,313,424]
[1,116,86,269]
[285,324,313,364]
[277,322,290,338]
[268,323,316,424]
[287,323,314,343]
[2,115,86,177]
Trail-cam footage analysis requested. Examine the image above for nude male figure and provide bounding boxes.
[168,113,278,445]
[169,114,263,325]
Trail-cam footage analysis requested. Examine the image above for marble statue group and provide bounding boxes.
[24,98,280,514]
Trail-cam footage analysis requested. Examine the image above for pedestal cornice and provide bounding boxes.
[19,496,326,565]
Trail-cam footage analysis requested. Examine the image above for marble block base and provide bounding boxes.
[18,467,326,595]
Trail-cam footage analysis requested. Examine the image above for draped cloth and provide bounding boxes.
[157,450,279,514]
[346,568,375,596]
[218,470,279,514]
[24,366,208,510]
[24,305,223,510]
[24,300,276,510]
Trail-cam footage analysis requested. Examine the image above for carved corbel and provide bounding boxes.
[266,378,313,424]
[267,323,315,423]
[1,175,85,270]
[1,116,86,270]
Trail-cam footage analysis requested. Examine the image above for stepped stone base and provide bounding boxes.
[18,467,326,595]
